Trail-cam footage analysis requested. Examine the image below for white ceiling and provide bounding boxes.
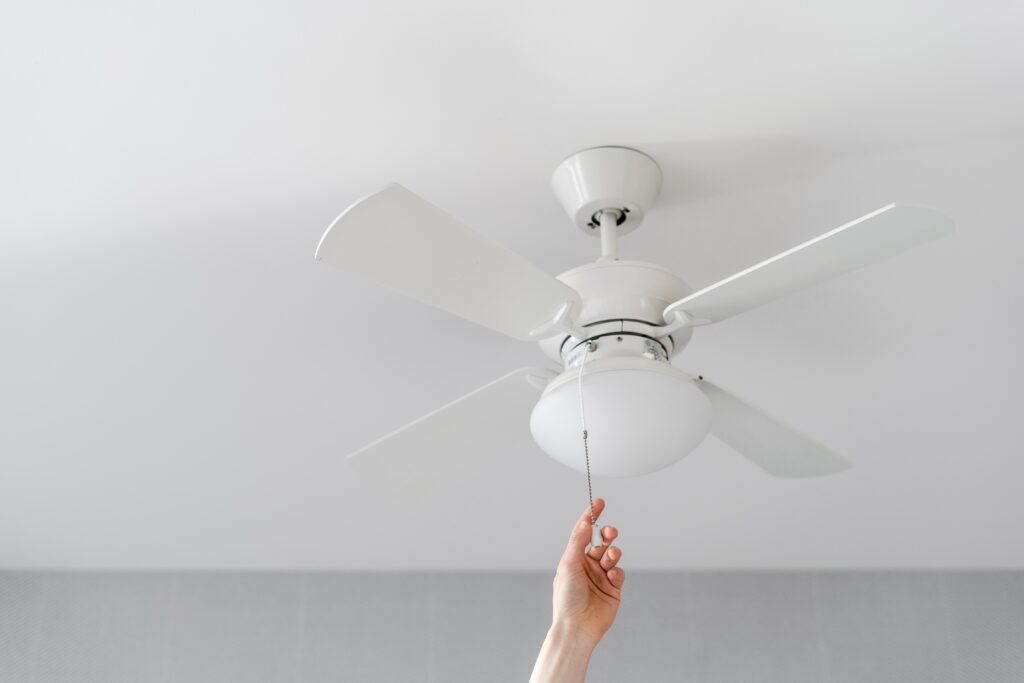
[2,0,1023,570]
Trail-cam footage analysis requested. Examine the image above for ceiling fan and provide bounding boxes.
[315,146,953,488]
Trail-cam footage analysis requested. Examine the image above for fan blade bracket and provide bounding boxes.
[648,308,712,337]
[528,299,588,341]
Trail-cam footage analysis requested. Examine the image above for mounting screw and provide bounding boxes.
[616,336,623,342]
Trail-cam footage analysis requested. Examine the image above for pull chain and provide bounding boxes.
[578,341,601,548]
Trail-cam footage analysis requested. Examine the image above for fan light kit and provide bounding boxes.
[316,146,953,487]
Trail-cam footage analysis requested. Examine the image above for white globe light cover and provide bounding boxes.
[530,356,712,477]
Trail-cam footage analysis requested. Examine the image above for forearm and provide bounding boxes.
[529,622,597,683]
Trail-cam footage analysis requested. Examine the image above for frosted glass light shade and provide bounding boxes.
[530,357,712,477]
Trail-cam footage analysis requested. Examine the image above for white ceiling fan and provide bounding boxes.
[315,146,953,490]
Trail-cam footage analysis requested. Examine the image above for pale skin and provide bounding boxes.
[530,498,624,683]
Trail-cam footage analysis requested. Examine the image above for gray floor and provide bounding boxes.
[1,571,1022,682]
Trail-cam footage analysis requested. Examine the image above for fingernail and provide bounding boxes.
[577,521,587,531]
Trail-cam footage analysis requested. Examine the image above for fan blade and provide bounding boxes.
[347,367,556,498]
[696,378,850,477]
[316,184,581,341]
[664,204,953,325]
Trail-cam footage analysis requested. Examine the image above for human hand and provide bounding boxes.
[550,498,625,647]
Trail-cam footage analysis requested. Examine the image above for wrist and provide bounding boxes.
[529,621,597,683]
[548,619,601,652]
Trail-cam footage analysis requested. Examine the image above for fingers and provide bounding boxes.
[587,525,618,560]
[607,567,625,590]
[600,545,621,571]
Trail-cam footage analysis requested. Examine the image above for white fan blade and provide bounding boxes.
[347,367,556,498]
[316,184,581,341]
[697,378,850,477]
[664,204,953,325]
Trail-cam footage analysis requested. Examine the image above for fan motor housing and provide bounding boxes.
[537,259,693,366]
